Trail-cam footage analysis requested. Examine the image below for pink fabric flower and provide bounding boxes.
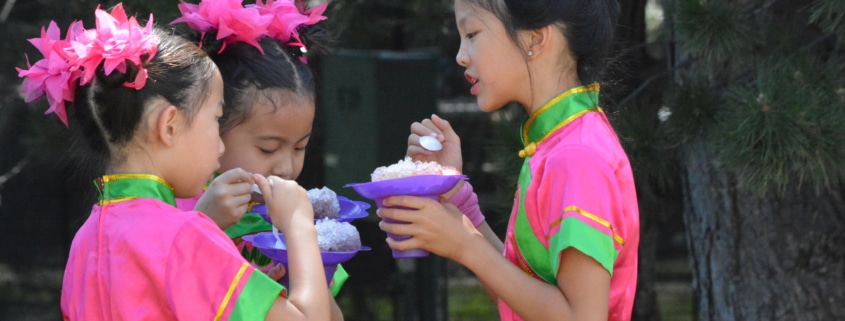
[16,21,81,126]
[73,4,157,88]
[254,0,326,48]
[173,0,271,53]
[173,0,326,55]
[17,3,159,126]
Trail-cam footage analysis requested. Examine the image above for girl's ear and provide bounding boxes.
[524,25,555,59]
[154,105,181,148]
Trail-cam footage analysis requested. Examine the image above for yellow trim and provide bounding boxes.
[561,206,625,246]
[98,196,138,206]
[102,173,174,190]
[246,201,260,213]
[215,262,249,321]
[522,83,600,145]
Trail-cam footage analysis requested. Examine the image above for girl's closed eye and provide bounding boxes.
[258,146,277,155]
[465,31,478,39]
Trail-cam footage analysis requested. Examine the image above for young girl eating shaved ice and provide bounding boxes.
[377,1,640,320]
[17,4,333,320]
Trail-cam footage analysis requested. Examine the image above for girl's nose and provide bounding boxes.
[271,155,293,180]
[217,137,225,157]
[456,44,469,67]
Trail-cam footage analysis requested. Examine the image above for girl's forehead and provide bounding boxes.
[455,1,496,25]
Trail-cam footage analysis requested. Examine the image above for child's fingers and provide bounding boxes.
[232,193,252,207]
[217,168,254,185]
[407,134,433,157]
[411,121,443,140]
[252,174,271,200]
[267,263,287,281]
[431,114,460,144]
[383,233,423,252]
[380,195,431,210]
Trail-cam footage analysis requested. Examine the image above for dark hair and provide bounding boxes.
[462,0,620,84]
[192,24,333,134]
[73,26,217,167]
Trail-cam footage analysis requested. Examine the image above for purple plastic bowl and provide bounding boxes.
[344,175,466,206]
[345,175,467,258]
[251,197,369,224]
[242,232,370,287]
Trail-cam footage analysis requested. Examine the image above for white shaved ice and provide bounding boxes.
[370,156,460,181]
[308,187,340,219]
[315,218,361,252]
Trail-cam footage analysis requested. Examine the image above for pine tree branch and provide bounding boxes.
[751,0,784,17]
[618,59,691,108]
[0,0,16,23]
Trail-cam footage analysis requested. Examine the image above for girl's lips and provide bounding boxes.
[465,73,479,95]
[470,81,480,95]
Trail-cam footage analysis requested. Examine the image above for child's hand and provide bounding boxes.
[407,114,464,172]
[194,168,254,230]
[253,174,314,233]
[377,195,479,263]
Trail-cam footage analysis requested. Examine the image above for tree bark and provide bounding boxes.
[683,140,845,320]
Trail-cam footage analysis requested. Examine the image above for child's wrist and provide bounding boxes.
[447,181,485,227]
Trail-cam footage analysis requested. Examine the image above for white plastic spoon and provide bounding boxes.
[419,135,443,151]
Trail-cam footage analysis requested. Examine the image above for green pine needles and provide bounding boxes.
[666,0,845,195]
[809,0,845,42]
[717,55,845,195]
[677,0,753,65]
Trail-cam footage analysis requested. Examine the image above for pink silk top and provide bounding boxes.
[61,174,284,320]
[498,85,640,321]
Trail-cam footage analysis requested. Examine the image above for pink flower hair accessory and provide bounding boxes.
[173,0,326,59]
[16,21,82,126]
[71,4,158,89]
[16,3,158,126]
[172,0,270,54]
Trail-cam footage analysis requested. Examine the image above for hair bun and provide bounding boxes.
[95,60,141,89]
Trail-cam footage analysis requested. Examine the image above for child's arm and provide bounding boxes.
[254,175,331,321]
[378,197,609,321]
[194,168,255,229]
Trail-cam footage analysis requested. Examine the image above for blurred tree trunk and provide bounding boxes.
[662,0,845,318]
[683,140,845,320]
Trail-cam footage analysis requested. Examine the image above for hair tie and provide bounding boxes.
[172,0,326,61]
[16,3,158,126]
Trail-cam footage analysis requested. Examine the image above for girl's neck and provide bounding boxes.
[524,77,581,115]
[108,148,164,178]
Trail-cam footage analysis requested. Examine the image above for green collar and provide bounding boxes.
[95,173,176,207]
[519,84,601,158]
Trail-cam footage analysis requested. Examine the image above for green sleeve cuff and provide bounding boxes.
[330,264,349,297]
[228,270,285,321]
[549,217,618,276]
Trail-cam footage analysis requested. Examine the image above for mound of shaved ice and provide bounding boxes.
[308,187,340,219]
[370,157,460,181]
[315,218,361,252]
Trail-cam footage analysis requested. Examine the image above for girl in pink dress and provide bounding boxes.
[18,4,335,320]
[377,1,639,320]
[170,0,348,299]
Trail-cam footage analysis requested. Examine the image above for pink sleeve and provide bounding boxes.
[535,146,622,274]
[447,181,485,227]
